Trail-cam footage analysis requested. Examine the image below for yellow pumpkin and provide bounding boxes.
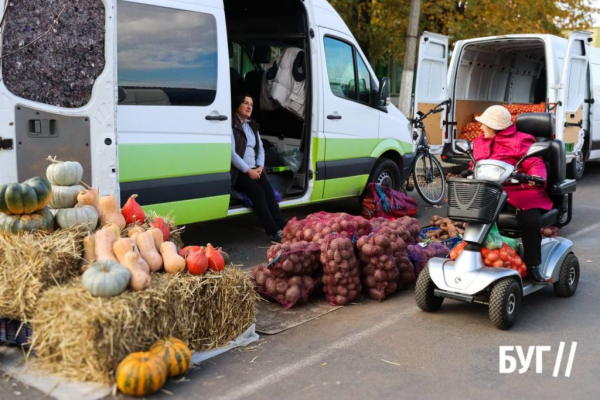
[149,337,192,377]
[115,351,167,397]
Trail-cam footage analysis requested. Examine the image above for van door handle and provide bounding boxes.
[327,114,342,120]
[205,115,228,121]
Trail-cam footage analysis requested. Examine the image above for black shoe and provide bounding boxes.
[528,265,550,285]
[271,230,283,243]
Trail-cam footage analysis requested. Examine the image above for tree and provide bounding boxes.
[329,0,597,65]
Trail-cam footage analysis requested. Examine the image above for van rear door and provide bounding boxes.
[0,1,117,196]
[414,32,449,155]
[556,32,591,159]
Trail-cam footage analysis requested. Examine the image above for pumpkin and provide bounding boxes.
[46,159,83,186]
[113,238,150,273]
[136,231,163,272]
[49,184,83,209]
[77,187,102,218]
[179,245,202,257]
[115,352,167,397]
[122,194,145,224]
[186,248,208,275]
[99,195,126,230]
[149,337,192,377]
[94,226,119,262]
[152,217,170,241]
[123,249,151,291]
[0,176,52,215]
[160,242,186,274]
[55,205,98,230]
[206,243,225,272]
[82,260,131,297]
[0,207,55,234]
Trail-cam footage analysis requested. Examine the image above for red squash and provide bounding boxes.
[186,249,208,275]
[122,194,145,224]
[152,217,170,241]
[205,243,225,272]
[179,246,202,257]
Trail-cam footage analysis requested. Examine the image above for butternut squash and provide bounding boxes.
[149,228,164,250]
[160,242,186,274]
[113,238,150,274]
[136,231,163,272]
[127,226,145,238]
[104,222,121,239]
[77,187,102,218]
[94,227,118,262]
[123,249,151,291]
[99,195,126,230]
[83,234,96,266]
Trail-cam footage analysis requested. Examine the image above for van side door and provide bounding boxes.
[116,0,230,225]
[414,32,449,155]
[318,28,380,199]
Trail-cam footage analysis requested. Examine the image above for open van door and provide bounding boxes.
[0,1,117,196]
[556,31,591,179]
[414,32,449,155]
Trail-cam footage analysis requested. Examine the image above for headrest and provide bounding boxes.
[515,112,554,140]
[252,45,271,64]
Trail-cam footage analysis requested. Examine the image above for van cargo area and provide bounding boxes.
[225,0,311,208]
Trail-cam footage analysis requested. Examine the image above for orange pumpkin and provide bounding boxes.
[115,351,167,397]
[206,243,225,271]
[149,337,192,377]
[186,248,208,275]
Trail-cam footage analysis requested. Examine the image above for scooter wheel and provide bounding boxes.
[489,278,521,330]
[415,267,443,312]
[553,253,580,297]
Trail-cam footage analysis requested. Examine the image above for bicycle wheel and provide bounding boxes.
[413,152,446,204]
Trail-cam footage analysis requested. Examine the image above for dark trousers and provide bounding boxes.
[234,172,286,236]
[515,208,543,267]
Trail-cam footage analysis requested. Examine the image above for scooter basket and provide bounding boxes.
[447,178,503,224]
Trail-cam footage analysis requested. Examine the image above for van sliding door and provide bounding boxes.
[116,0,230,225]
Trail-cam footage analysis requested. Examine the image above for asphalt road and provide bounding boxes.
[2,162,600,400]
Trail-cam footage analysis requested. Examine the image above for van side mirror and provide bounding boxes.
[377,77,391,107]
[515,141,551,169]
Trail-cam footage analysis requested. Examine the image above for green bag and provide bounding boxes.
[484,223,503,250]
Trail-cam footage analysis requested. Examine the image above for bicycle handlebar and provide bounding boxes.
[410,100,449,125]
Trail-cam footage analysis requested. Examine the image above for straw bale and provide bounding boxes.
[29,267,257,384]
[0,227,86,321]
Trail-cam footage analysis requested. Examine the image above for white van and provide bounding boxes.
[414,31,599,179]
[0,0,413,225]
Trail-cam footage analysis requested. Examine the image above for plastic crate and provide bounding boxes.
[419,226,461,250]
[565,142,575,153]
[447,178,503,224]
[0,318,32,347]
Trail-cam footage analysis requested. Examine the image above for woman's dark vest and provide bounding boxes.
[231,114,261,185]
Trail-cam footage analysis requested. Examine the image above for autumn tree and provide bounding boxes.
[329,0,597,65]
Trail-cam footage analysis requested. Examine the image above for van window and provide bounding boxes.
[324,37,357,101]
[230,42,254,78]
[356,55,372,104]
[117,1,218,106]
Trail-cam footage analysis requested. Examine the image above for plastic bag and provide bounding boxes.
[282,150,303,174]
[362,183,417,220]
[484,223,503,250]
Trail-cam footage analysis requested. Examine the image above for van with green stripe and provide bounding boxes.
[0,0,414,225]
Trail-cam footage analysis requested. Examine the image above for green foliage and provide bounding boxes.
[329,0,597,65]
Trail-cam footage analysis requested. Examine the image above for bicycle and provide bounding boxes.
[405,100,448,205]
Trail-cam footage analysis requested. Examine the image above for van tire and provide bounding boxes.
[567,151,585,180]
[360,159,401,202]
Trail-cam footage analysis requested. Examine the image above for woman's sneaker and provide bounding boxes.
[271,230,283,243]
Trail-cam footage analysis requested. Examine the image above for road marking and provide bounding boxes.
[567,220,600,239]
[211,308,416,400]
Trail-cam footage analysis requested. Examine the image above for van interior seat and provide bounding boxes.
[245,45,271,114]
[497,113,567,231]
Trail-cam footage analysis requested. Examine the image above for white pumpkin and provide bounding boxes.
[82,260,131,297]
[49,184,83,209]
[55,205,98,230]
[46,161,83,186]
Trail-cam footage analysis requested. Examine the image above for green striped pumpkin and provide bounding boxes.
[149,337,192,377]
[0,176,52,215]
[116,352,167,397]
[0,207,55,234]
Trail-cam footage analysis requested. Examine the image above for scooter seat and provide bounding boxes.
[497,209,559,231]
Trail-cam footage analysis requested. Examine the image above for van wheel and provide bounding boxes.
[368,159,401,190]
[567,151,585,180]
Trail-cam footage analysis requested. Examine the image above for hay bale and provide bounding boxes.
[0,228,85,321]
[29,268,257,383]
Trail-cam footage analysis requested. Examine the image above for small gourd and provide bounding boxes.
[94,226,119,262]
[113,237,150,273]
[99,195,126,230]
[82,234,96,266]
[82,260,131,297]
[55,205,98,231]
[160,242,186,274]
[49,185,83,209]
[46,158,83,186]
[136,231,163,272]
[104,222,122,239]
[127,225,145,238]
[122,249,151,291]
[148,228,164,250]
[77,187,102,218]
[116,352,167,396]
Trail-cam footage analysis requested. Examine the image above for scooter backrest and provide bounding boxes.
[515,112,554,140]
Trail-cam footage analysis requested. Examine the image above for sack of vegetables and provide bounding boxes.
[249,264,316,309]
[266,241,321,278]
[370,216,421,245]
[407,242,450,278]
[450,242,527,278]
[320,234,362,306]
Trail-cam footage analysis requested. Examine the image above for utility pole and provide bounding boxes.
[398,0,421,117]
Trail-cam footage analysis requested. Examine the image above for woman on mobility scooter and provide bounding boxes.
[468,105,551,284]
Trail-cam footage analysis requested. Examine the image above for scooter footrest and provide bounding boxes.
[433,288,474,303]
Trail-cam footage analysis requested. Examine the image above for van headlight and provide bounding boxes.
[474,164,506,180]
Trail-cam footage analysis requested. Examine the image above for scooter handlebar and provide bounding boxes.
[512,173,546,185]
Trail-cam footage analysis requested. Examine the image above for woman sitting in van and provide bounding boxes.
[471,105,553,284]
[231,93,286,242]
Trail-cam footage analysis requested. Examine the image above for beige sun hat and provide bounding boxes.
[475,105,512,131]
